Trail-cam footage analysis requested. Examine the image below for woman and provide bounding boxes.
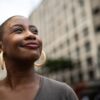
[0,15,78,100]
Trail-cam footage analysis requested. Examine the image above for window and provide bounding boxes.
[93,7,100,15]
[81,10,86,18]
[63,3,67,10]
[78,71,83,82]
[70,75,74,84]
[97,45,100,67]
[86,57,93,66]
[76,47,80,56]
[68,51,71,57]
[53,48,57,53]
[77,60,81,67]
[98,45,100,50]
[78,0,84,6]
[85,41,91,52]
[66,39,70,45]
[59,43,64,48]
[66,25,69,32]
[95,25,100,32]
[88,70,94,80]
[73,18,77,27]
[83,27,89,36]
[74,34,79,41]
[72,6,75,14]
[75,60,81,68]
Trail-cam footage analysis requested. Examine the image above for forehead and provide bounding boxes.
[6,16,31,28]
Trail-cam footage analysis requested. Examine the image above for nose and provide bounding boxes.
[25,30,36,40]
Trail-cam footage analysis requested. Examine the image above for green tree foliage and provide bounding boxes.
[44,58,74,72]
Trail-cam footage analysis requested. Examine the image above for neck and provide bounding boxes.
[4,59,38,89]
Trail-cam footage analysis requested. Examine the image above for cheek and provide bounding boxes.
[2,41,13,55]
[2,37,18,53]
[37,36,43,48]
[36,36,43,57]
[2,39,10,51]
[39,39,42,55]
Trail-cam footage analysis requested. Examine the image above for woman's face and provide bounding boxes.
[2,16,42,62]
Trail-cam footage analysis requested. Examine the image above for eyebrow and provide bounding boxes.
[10,24,37,28]
[9,24,38,32]
[29,25,37,29]
[9,24,23,29]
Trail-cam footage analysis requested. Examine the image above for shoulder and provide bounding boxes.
[42,76,69,90]
[42,76,72,91]
[41,76,78,100]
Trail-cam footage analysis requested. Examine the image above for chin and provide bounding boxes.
[26,52,40,61]
[16,49,41,61]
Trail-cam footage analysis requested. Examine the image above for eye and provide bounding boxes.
[13,27,23,34]
[30,26,38,34]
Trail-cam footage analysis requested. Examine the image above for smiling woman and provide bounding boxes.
[0,15,78,100]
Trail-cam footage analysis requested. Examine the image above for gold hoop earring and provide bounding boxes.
[34,50,46,68]
[0,51,5,70]
[0,51,7,80]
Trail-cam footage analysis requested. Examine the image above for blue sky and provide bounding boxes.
[0,0,42,24]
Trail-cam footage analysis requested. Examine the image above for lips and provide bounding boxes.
[22,42,39,49]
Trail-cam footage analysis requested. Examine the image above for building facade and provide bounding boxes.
[29,0,100,85]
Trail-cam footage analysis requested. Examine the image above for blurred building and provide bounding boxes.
[29,0,100,85]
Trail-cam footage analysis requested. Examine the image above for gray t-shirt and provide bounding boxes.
[35,76,78,100]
